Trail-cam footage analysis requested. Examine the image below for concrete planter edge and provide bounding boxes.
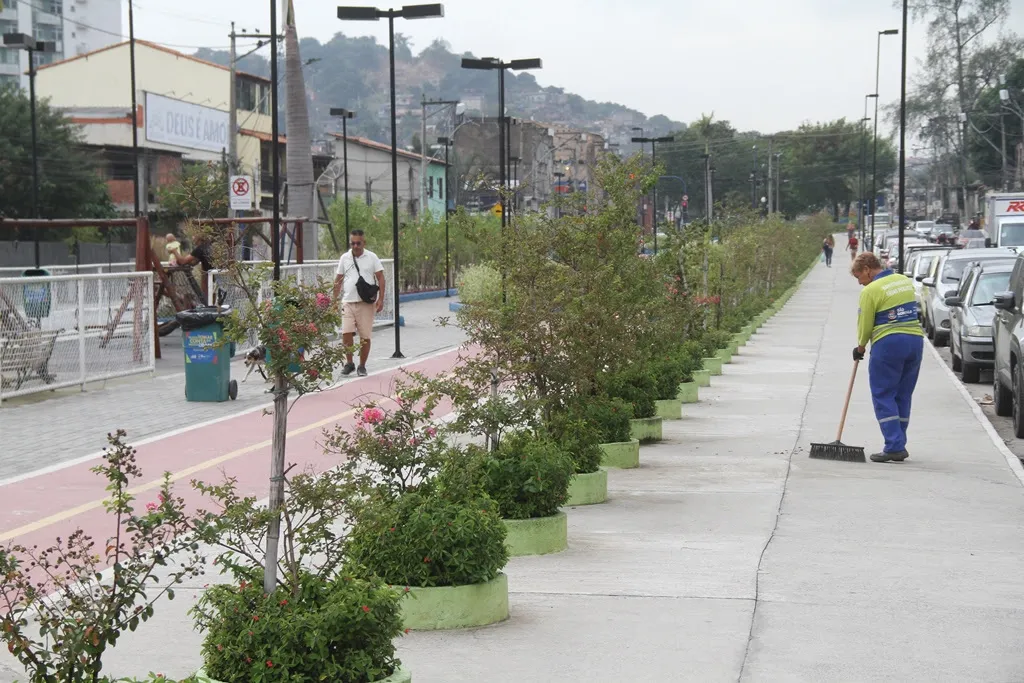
[566,468,609,506]
[630,416,663,443]
[401,573,509,631]
[503,512,568,556]
[703,356,724,376]
[655,398,683,420]
[693,369,712,388]
[200,668,412,683]
[677,381,699,403]
[600,439,641,469]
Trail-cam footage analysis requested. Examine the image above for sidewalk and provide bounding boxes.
[4,263,1024,682]
[0,296,463,481]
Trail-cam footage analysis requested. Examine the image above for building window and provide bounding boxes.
[109,160,135,181]
[236,78,270,115]
[38,0,62,15]
[0,74,18,88]
[428,176,434,199]
[0,47,18,66]
[438,177,443,201]
[34,24,62,43]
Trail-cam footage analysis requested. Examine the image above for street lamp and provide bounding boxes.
[329,107,356,248]
[861,94,877,242]
[630,134,673,254]
[896,6,908,273]
[337,3,445,359]
[3,33,54,269]
[871,27,899,252]
[460,56,542,229]
[437,135,453,297]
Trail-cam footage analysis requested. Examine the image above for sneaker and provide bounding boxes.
[340,362,356,376]
[357,365,368,377]
[870,450,909,463]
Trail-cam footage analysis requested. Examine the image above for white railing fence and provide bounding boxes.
[0,272,155,402]
[0,261,138,279]
[206,259,397,353]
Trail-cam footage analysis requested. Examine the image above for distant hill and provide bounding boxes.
[194,34,685,151]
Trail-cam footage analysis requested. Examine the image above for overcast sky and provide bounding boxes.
[127,0,1024,133]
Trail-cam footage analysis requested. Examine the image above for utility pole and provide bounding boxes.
[751,145,758,209]
[767,139,774,214]
[420,97,459,218]
[702,153,712,223]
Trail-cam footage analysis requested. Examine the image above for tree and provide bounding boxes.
[967,57,1024,189]
[0,84,114,221]
[155,161,229,228]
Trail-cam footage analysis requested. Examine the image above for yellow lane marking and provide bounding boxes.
[0,406,358,543]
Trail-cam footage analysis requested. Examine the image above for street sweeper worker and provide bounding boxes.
[850,251,924,463]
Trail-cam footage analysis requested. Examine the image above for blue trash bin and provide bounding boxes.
[22,268,51,319]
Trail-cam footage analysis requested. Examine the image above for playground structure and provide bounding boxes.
[0,216,311,362]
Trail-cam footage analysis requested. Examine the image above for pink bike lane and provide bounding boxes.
[0,348,462,562]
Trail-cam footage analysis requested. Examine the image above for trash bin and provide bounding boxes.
[22,268,51,320]
[176,306,237,402]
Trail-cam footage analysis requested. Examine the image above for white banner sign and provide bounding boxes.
[229,175,253,210]
[145,92,229,154]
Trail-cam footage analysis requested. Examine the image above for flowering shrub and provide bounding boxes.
[347,483,508,588]
[193,571,402,683]
[456,263,502,307]
[473,433,574,520]
[326,374,449,497]
[0,431,209,683]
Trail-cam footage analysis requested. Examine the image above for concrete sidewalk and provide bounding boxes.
[4,262,1024,682]
[0,296,463,480]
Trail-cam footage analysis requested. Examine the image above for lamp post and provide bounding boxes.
[871,27,899,252]
[3,33,54,269]
[999,78,1010,192]
[437,136,453,296]
[861,94,877,241]
[896,4,908,274]
[329,107,356,248]
[337,3,445,359]
[460,56,541,229]
[553,171,565,219]
[630,134,673,254]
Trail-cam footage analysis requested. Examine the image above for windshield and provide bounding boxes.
[999,222,1024,247]
[935,225,954,234]
[917,221,935,229]
[972,272,1012,305]
[962,230,985,238]
[915,255,937,276]
[941,259,971,283]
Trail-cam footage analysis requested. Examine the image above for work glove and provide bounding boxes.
[852,347,865,362]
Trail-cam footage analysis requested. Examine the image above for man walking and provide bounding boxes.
[847,233,859,261]
[850,252,924,463]
[332,230,386,377]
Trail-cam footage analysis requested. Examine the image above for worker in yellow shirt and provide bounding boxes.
[851,252,925,463]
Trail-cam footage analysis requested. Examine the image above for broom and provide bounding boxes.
[809,360,866,462]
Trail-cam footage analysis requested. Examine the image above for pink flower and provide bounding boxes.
[408,437,419,447]
[425,426,437,438]
[306,323,318,335]
[145,502,158,513]
[361,407,385,424]
[157,493,166,504]
[315,292,331,309]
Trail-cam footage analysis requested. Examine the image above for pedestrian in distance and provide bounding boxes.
[850,252,924,463]
[332,229,386,377]
[822,235,835,267]
[847,233,859,261]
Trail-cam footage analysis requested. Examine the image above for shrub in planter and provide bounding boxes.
[700,329,733,356]
[456,263,502,307]
[476,432,574,520]
[546,407,603,474]
[567,395,633,445]
[347,484,508,589]
[675,340,706,383]
[600,366,657,419]
[193,571,403,683]
[648,353,687,401]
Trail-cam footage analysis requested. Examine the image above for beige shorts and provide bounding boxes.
[341,301,375,339]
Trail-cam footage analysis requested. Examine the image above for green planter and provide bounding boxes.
[703,357,723,376]
[630,417,663,443]
[693,369,711,388]
[716,349,733,364]
[655,398,682,420]
[728,341,741,355]
[200,668,411,683]
[677,381,699,403]
[566,468,608,506]
[503,512,568,556]
[600,440,640,469]
[401,573,509,631]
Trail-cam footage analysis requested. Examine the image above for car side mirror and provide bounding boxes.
[922,278,936,288]
[994,292,1016,311]
[985,238,992,247]
[915,275,925,282]
[945,295,963,307]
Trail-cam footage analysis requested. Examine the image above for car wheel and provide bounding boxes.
[995,372,1014,416]
[1013,365,1024,439]
[951,347,962,371]
[934,331,948,348]
[961,361,980,383]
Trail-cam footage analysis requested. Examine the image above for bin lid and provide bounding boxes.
[176,305,231,330]
[22,268,50,277]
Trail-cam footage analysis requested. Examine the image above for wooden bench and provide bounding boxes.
[0,329,60,391]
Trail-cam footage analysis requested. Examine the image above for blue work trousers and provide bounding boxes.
[868,333,924,453]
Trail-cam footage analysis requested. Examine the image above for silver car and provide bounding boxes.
[922,248,1017,346]
[946,262,1012,382]
[915,220,936,238]
[908,247,950,314]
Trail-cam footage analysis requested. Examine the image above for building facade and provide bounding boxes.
[0,0,122,89]
[326,134,448,219]
[32,40,282,215]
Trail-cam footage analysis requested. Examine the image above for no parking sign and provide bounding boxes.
[229,175,253,210]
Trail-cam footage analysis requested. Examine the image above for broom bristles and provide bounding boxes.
[809,440,866,463]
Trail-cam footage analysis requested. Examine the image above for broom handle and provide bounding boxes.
[835,360,860,442]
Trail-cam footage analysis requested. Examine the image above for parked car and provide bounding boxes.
[956,229,988,249]
[946,262,1012,382]
[930,224,956,244]
[921,248,1017,346]
[877,229,903,259]
[911,248,951,319]
[964,238,988,249]
[885,237,928,269]
[914,220,936,238]
[991,255,1024,432]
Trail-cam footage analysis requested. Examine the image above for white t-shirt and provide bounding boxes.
[336,249,385,303]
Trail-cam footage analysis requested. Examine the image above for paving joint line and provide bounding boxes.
[737,263,833,683]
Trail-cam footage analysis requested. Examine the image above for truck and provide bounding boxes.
[983,192,1024,249]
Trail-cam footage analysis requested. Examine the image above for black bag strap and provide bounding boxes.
[351,253,366,281]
